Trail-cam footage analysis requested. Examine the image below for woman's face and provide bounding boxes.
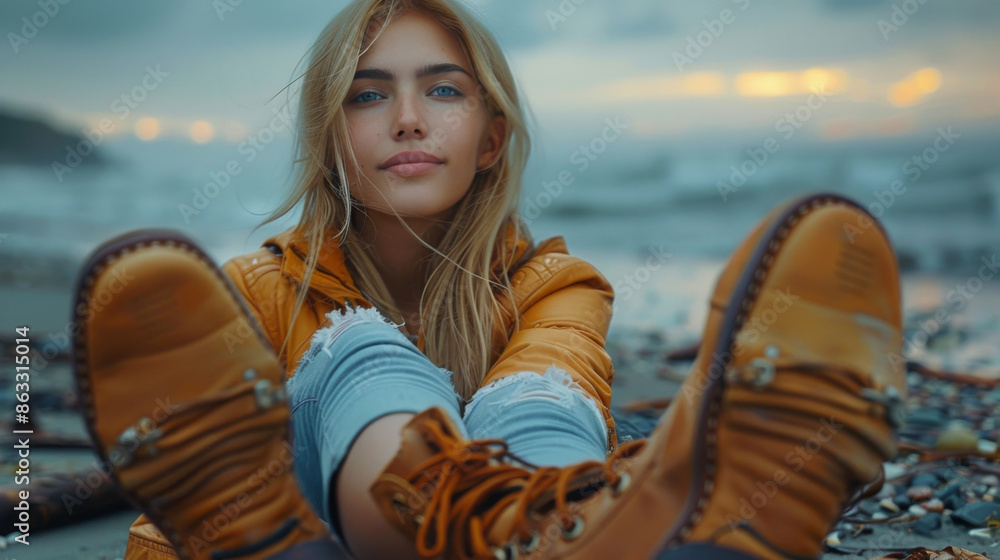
[343,10,504,222]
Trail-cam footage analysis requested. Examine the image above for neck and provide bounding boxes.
[353,209,449,316]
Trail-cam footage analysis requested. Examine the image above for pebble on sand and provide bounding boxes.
[910,473,940,488]
[907,485,934,501]
[824,532,841,547]
[922,498,944,513]
[935,426,980,452]
[911,512,943,537]
[905,408,947,428]
[883,463,907,480]
[951,501,1000,527]
[979,439,999,455]
[880,498,901,513]
[968,527,999,541]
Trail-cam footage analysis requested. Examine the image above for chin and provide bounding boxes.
[365,200,458,221]
[393,195,465,219]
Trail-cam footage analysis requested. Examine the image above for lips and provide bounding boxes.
[378,150,444,177]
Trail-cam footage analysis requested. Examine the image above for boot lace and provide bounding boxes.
[398,419,646,559]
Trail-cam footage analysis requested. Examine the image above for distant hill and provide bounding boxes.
[0,110,102,167]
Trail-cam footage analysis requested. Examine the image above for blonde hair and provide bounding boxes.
[261,0,532,400]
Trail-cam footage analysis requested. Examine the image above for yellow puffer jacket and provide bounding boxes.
[122,223,618,559]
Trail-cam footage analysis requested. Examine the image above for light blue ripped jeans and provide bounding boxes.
[285,306,608,536]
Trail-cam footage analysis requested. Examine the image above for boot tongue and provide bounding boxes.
[384,408,466,478]
[368,408,474,553]
[484,502,521,546]
[384,409,532,551]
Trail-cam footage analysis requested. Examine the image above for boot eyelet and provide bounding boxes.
[562,515,584,540]
[491,543,518,560]
[743,358,776,389]
[612,472,631,496]
[255,379,275,408]
[861,385,905,428]
[138,416,156,433]
[520,531,540,553]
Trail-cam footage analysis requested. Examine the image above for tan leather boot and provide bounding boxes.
[73,231,345,560]
[370,193,905,560]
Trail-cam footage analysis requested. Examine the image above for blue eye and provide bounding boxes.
[352,91,384,103]
[431,85,461,97]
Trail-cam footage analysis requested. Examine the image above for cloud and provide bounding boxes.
[3,0,999,149]
[0,2,181,42]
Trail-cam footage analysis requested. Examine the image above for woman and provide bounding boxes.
[72,1,906,559]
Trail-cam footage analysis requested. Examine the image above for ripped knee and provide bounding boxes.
[295,305,404,373]
[470,367,599,411]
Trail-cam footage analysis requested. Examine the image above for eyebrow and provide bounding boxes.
[352,62,473,82]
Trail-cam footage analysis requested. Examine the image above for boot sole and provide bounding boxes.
[71,229,279,558]
[657,192,889,551]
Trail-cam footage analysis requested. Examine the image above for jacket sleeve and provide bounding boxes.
[482,254,618,449]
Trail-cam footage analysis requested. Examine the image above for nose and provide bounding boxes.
[393,91,428,140]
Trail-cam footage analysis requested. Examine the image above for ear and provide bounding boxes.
[476,115,507,171]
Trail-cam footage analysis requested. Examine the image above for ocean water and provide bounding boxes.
[2,134,999,333]
[1,135,999,386]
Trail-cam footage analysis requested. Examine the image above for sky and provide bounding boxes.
[2,0,999,152]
